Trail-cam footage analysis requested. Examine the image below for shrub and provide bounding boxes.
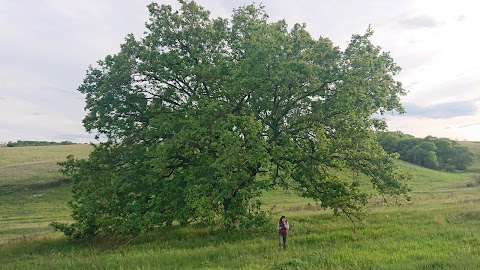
[467,175,480,187]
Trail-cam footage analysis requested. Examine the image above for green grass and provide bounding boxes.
[0,144,92,187]
[457,141,480,175]
[457,141,480,156]
[0,144,92,166]
[1,144,480,269]
[0,184,72,243]
[397,160,472,192]
[2,204,480,269]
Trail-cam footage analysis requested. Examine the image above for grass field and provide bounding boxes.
[0,144,92,188]
[0,144,92,244]
[1,144,480,269]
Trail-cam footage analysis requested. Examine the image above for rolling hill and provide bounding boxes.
[0,143,479,269]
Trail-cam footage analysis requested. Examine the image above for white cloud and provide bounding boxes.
[1,0,480,142]
[403,100,478,119]
[397,15,444,29]
[386,114,480,141]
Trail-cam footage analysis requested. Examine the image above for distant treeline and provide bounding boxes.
[6,140,76,147]
[377,131,476,171]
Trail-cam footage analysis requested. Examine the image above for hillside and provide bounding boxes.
[457,141,480,156]
[0,144,93,243]
[457,141,480,173]
[0,144,92,166]
[0,144,92,188]
[1,143,480,269]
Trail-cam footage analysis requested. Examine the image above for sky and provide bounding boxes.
[1,0,479,143]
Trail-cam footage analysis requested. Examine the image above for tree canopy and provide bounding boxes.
[377,132,476,171]
[53,1,411,239]
[6,140,75,147]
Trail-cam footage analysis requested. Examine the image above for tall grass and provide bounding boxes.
[1,144,480,269]
[0,184,72,243]
[0,144,91,166]
[2,204,480,269]
[0,144,92,187]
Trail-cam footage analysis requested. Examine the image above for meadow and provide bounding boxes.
[1,143,480,269]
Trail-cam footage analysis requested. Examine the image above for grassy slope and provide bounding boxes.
[0,144,92,166]
[1,145,480,269]
[0,144,92,187]
[457,141,480,174]
[0,145,91,244]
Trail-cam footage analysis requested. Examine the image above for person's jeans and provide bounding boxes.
[279,233,287,249]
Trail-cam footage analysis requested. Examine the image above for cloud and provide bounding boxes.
[401,73,480,105]
[458,122,480,129]
[457,15,467,22]
[385,115,480,141]
[404,81,419,91]
[1,0,480,143]
[54,133,95,143]
[404,100,478,119]
[397,15,444,29]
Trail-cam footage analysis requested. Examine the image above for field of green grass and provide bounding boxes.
[0,144,92,187]
[1,144,480,269]
[0,144,92,243]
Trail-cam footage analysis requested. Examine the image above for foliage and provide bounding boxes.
[54,1,411,239]
[6,140,76,147]
[378,132,477,171]
[466,175,480,187]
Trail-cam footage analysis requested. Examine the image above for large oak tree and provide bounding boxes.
[54,1,411,239]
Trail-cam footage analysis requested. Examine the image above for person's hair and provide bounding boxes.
[279,215,287,223]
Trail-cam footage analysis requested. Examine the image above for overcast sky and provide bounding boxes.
[1,0,479,143]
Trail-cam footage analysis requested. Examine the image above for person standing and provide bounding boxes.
[278,215,289,249]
